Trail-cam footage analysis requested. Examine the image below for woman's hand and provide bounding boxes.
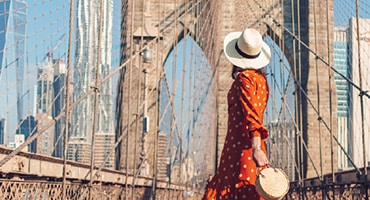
[251,136,269,167]
[252,148,269,167]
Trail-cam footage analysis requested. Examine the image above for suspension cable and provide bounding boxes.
[62,0,75,198]
[88,1,105,199]
[269,42,363,176]
[267,43,322,181]
[326,0,335,187]
[355,0,368,178]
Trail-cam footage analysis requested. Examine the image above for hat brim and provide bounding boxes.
[223,32,271,69]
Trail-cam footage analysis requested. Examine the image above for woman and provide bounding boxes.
[203,28,271,200]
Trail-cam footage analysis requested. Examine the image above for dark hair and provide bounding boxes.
[231,65,267,79]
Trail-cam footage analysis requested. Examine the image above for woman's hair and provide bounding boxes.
[231,65,267,79]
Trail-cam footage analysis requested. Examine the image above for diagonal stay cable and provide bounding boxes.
[255,1,365,175]
[0,0,194,167]
[271,43,363,176]
[264,14,369,100]
[266,47,321,181]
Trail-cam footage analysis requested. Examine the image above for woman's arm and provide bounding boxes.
[252,136,269,167]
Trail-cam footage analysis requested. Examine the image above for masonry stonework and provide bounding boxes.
[116,0,337,181]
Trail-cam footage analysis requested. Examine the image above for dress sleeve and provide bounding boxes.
[236,72,268,139]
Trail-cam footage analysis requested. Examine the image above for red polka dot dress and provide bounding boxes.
[203,69,269,200]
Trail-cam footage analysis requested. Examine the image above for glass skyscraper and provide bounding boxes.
[71,0,114,164]
[0,1,11,70]
[0,0,27,143]
[333,26,351,169]
[52,59,67,158]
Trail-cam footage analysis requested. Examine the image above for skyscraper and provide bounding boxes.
[349,18,370,168]
[0,1,11,70]
[52,59,67,158]
[33,57,56,155]
[71,0,114,163]
[16,115,36,152]
[36,61,55,116]
[0,0,27,144]
[333,26,351,169]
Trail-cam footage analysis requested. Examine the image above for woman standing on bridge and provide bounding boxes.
[203,28,271,200]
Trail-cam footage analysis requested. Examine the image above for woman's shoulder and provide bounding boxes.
[236,69,267,86]
[237,69,259,79]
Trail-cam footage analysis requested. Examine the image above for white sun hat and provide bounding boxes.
[223,28,271,69]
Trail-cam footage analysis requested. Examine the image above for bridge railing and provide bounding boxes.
[287,166,370,199]
[0,145,204,199]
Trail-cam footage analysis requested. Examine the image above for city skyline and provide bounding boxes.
[0,0,27,144]
[0,1,119,168]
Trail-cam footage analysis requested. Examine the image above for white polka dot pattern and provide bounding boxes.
[203,69,269,200]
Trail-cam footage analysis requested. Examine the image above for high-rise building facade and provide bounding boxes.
[34,112,55,155]
[8,133,25,150]
[333,26,351,169]
[71,1,114,163]
[67,137,91,164]
[52,59,67,158]
[36,62,55,115]
[94,132,115,169]
[0,1,11,70]
[349,18,370,168]
[34,58,57,155]
[16,115,36,152]
[0,0,27,144]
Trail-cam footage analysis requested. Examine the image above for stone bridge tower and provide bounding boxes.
[116,0,337,180]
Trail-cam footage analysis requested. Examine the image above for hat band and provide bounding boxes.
[235,43,261,59]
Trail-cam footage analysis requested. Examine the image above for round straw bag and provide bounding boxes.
[255,168,289,200]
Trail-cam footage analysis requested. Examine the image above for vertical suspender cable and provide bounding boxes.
[312,0,323,180]
[117,0,125,173]
[355,2,368,199]
[325,0,335,188]
[63,0,75,198]
[153,0,165,198]
[355,0,366,174]
[187,12,196,195]
[154,0,164,198]
[274,0,285,175]
[172,0,180,194]
[293,0,303,185]
[158,0,173,196]
[89,0,105,199]
[131,1,146,196]
[167,0,178,195]
[126,0,135,199]
[172,1,181,198]
[280,13,288,172]
[293,0,305,187]
[180,4,188,194]
[294,0,304,184]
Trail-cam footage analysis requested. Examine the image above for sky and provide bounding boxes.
[161,35,213,158]
[334,0,370,26]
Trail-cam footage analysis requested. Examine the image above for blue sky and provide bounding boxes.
[334,0,370,26]
[160,35,213,157]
